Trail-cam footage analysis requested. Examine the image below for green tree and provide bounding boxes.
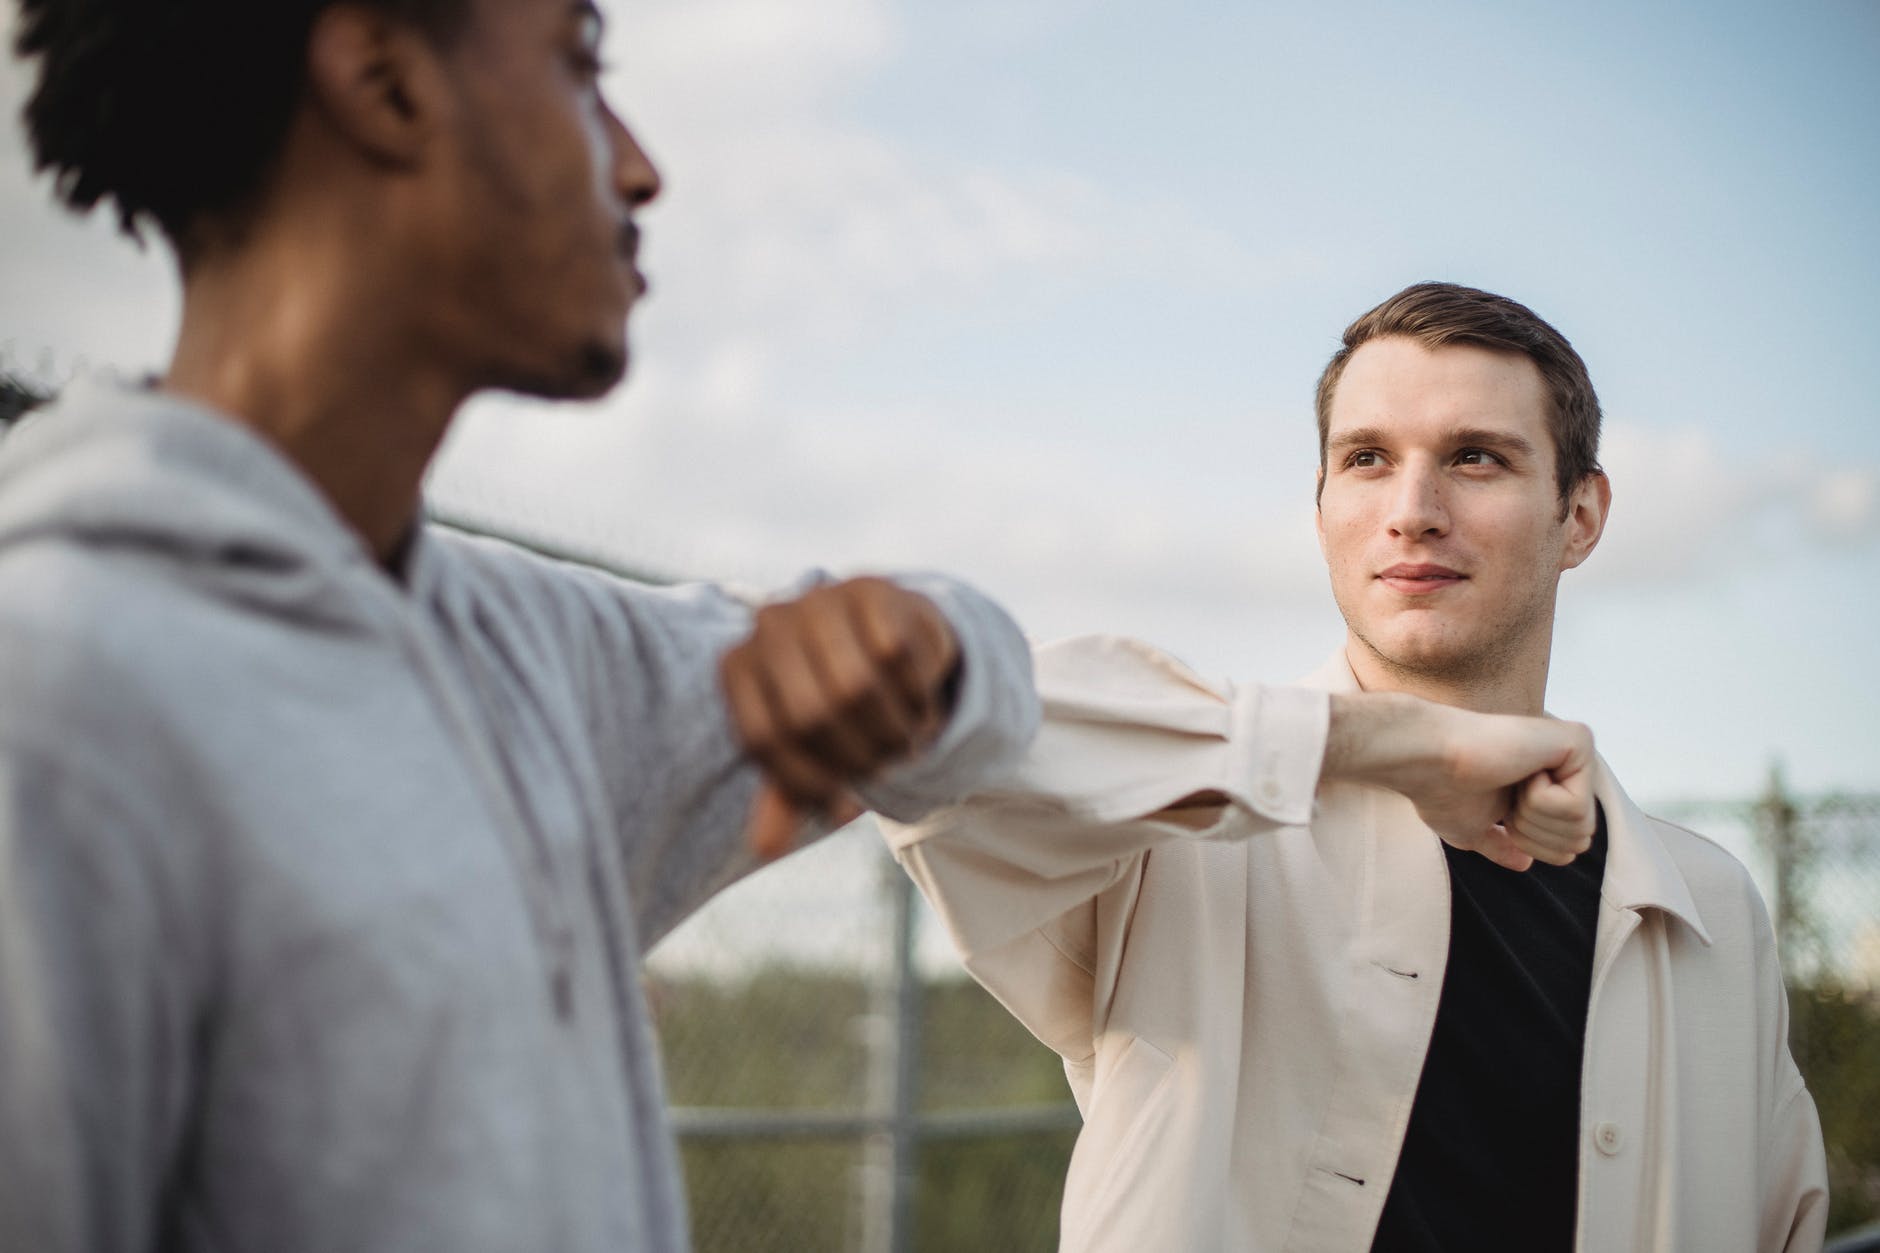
[1789,979,1880,1234]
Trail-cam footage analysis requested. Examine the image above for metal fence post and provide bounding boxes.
[1754,760,1814,1066]
[1757,761,1801,978]
[861,848,922,1253]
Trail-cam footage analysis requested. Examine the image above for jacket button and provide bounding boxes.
[1593,1121,1623,1156]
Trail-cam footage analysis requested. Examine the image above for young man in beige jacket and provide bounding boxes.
[886,282,1829,1252]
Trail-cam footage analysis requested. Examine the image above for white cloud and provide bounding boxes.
[1809,468,1879,541]
[1588,422,1880,587]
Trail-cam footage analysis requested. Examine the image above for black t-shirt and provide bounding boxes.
[1370,805,1609,1253]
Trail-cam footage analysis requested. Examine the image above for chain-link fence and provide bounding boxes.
[651,777,1880,1249]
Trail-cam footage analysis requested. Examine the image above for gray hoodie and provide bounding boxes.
[0,381,1039,1252]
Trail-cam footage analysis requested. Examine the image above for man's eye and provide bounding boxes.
[1346,450,1383,469]
[1456,448,1502,467]
[573,10,608,74]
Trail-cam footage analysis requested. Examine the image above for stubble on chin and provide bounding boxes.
[1344,583,1555,696]
[1351,621,1511,690]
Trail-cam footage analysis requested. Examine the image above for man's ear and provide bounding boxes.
[304,3,452,169]
[1314,466,1327,552]
[1559,470,1611,572]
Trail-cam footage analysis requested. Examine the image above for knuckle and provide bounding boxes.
[829,659,880,711]
[780,700,828,739]
[881,629,918,669]
[752,603,792,636]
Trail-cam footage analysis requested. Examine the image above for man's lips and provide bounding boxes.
[618,222,647,295]
[1376,563,1466,595]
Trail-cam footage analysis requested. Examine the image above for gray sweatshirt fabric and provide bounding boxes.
[0,381,1039,1253]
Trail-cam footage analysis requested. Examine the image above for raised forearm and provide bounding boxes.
[1323,691,1596,870]
[1323,691,1450,791]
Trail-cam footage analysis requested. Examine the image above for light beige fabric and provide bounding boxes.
[885,635,1828,1253]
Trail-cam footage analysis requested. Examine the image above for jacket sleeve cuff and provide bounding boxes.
[1221,682,1328,827]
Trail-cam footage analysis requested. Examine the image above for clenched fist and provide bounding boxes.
[720,577,961,860]
[1325,692,1597,872]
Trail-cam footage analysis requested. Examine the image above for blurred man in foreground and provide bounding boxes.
[890,282,1828,1252]
[0,1,1045,1249]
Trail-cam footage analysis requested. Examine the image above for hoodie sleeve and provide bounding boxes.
[429,533,1039,950]
[594,571,1039,948]
[0,748,198,1253]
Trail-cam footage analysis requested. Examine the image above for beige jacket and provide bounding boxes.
[886,636,1828,1253]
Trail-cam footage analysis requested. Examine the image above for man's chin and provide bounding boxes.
[565,339,629,398]
[492,338,629,403]
[1359,628,1478,681]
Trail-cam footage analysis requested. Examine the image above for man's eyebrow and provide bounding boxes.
[1326,426,1390,454]
[1446,426,1539,457]
[1325,425,1540,458]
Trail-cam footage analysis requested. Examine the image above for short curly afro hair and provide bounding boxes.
[14,0,468,254]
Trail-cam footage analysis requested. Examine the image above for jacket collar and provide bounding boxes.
[1300,648,1712,947]
[1588,758,1712,945]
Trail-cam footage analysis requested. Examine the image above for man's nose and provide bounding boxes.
[1385,465,1448,538]
[606,106,662,209]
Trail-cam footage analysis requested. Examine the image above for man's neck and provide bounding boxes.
[163,236,464,568]
[1342,637,1552,716]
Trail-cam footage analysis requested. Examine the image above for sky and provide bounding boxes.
[2,0,1876,830]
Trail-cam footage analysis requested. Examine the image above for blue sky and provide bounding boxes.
[2,0,1876,818]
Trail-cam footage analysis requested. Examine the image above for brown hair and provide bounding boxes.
[1314,281,1603,505]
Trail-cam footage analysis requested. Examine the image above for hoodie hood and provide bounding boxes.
[0,374,586,1015]
[0,378,384,626]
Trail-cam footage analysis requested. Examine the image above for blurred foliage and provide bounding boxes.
[651,968,871,1111]
[650,967,1075,1253]
[1791,979,1880,1235]
[918,977,1076,1110]
[681,1139,859,1253]
[916,1132,1074,1253]
[918,979,1077,1251]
